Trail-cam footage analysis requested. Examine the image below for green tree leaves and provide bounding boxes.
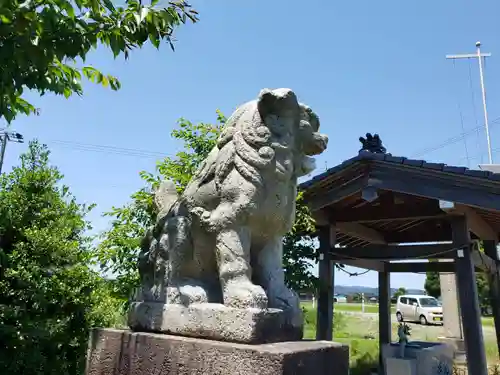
[0,141,123,374]
[95,113,226,301]
[283,192,319,292]
[0,0,198,123]
[425,244,492,314]
[392,287,407,300]
[424,269,441,298]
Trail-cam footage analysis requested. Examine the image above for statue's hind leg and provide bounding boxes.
[161,216,210,305]
[215,226,268,309]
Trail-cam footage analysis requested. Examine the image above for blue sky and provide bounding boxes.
[3,0,500,289]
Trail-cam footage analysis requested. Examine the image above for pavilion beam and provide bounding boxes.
[331,200,445,223]
[387,259,489,273]
[331,244,455,260]
[316,225,335,341]
[311,209,330,226]
[440,202,498,241]
[368,168,500,212]
[388,262,455,273]
[308,175,369,212]
[452,215,488,375]
[336,222,386,244]
[484,240,500,359]
[331,256,386,272]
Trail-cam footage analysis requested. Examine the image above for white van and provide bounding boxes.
[396,294,443,325]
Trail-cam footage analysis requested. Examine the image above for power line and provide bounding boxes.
[410,116,500,158]
[468,58,482,162]
[446,41,493,163]
[47,139,170,160]
[457,144,500,164]
[451,59,470,166]
[4,113,492,177]
[40,116,500,163]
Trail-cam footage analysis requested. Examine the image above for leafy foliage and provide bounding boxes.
[425,245,492,313]
[0,141,123,374]
[96,110,320,301]
[424,268,441,298]
[392,287,407,300]
[0,0,198,122]
[425,270,491,311]
[96,112,226,301]
[283,192,318,291]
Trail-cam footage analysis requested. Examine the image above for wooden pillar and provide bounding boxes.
[316,225,335,341]
[378,268,390,372]
[452,216,488,375]
[484,239,500,358]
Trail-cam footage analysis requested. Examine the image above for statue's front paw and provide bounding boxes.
[224,279,268,309]
[167,283,208,305]
[191,207,213,228]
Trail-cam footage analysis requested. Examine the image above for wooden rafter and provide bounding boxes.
[332,243,455,260]
[335,222,386,244]
[330,200,445,223]
[441,202,498,241]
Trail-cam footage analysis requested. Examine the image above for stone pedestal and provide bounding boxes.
[85,328,349,375]
[438,269,465,360]
[128,302,301,344]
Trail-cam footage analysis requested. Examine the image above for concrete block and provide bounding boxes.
[85,328,349,375]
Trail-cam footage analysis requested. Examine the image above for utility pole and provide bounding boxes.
[0,130,24,174]
[446,41,493,164]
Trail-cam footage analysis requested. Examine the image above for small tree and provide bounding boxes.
[96,111,319,301]
[282,192,318,291]
[0,141,122,374]
[424,270,441,298]
[392,287,407,300]
[425,243,492,313]
[0,0,198,123]
[96,112,226,300]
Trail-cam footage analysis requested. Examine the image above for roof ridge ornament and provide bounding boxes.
[359,133,389,155]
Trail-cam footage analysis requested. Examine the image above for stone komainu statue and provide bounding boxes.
[132,88,328,341]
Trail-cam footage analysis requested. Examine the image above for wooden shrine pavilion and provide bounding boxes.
[300,145,500,375]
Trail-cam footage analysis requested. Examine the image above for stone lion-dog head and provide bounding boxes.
[185,88,328,233]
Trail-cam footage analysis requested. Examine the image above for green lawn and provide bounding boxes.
[302,301,495,327]
[301,301,499,371]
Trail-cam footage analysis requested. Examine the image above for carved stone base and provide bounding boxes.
[85,329,350,375]
[128,301,300,344]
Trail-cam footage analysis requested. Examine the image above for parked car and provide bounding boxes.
[396,294,443,325]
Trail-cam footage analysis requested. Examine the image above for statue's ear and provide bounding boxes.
[257,88,298,119]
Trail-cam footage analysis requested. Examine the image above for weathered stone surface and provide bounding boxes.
[439,270,463,339]
[86,328,349,375]
[132,88,328,342]
[128,301,300,344]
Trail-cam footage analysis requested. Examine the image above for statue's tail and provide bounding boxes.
[154,180,179,218]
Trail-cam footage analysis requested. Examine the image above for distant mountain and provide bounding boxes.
[334,285,425,297]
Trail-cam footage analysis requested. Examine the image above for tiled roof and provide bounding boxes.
[300,150,500,190]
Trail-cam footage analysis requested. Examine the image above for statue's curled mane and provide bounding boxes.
[200,102,278,190]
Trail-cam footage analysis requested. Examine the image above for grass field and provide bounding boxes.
[302,301,495,327]
[301,301,500,373]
